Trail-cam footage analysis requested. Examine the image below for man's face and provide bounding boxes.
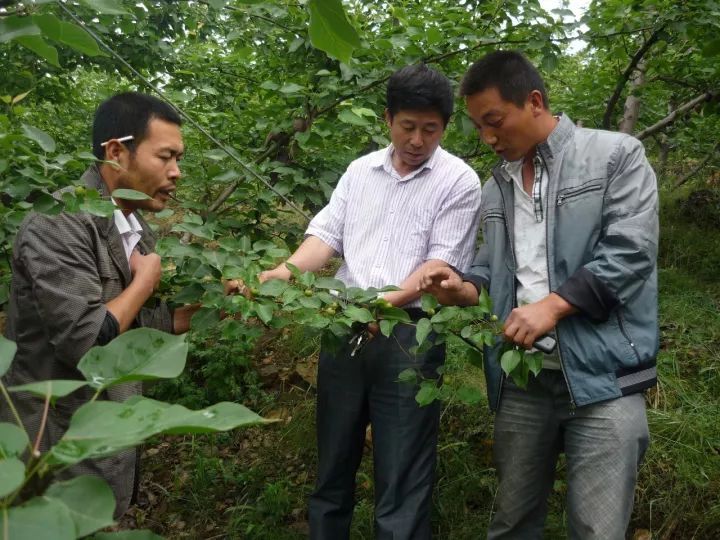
[116,118,183,212]
[385,109,445,173]
[465,87,539,162]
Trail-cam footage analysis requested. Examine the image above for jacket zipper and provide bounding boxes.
[556,183,602,206]
[616,310,641,363]
[538,151,577,412]
[495,172,516,411]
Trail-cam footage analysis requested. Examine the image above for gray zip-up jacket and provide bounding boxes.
[465,114,659,410]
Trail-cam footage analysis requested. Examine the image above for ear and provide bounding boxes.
[103,140,129,170]
[527,90,546,115]
[384,108,392,128]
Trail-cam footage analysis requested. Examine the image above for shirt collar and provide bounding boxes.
[372,144,442,180]
[112,200,143,236]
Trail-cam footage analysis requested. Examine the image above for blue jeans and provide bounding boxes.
[488,370,649,540]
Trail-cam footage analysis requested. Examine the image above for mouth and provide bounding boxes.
[156,187,176,201]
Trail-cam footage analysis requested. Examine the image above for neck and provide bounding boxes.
[98,164,133,216]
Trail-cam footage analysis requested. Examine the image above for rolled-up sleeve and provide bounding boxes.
[305,170,350,255]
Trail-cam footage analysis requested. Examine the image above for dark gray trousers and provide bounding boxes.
[308,322,445,540]
[488,370,649,540]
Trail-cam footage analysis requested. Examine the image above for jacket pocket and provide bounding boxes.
[556,180,603,206]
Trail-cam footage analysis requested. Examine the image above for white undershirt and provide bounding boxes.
[504,159,561,369]
[113,208,143,263]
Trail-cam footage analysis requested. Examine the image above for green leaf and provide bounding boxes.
[50,397,265,465]
[378,306,412,323]
[379,319,397,337]
[0,496,76,540]
[416,318,432,346]
[258,279,290,297]
[456,385,484,405]
[314,277,346,292]
[8,380,88,399]
[525,351,544,376]
[279,83,305,94]
[80,198,115,218]
[80,0,131,15]
[0,423,29,458]
[0,16,41,43]
[430,306,461,324]
[500,349,522,376]
[77,328,188,391]
[478,287,492,313]
[255,303,275,324]
[0,458,25,498]
[15,35,60,67]
[55,20,103,57]
[421,294,438,313]
[45,476,115,537]
[344,305,374,323]
[111,188,152,200]
[338,109,369,126]
[21,124,56,152]
[415,382,439,407]
[397,368,417,384]
[0,335,17,377]
[308,0,361,64]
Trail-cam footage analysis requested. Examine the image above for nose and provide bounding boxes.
[480,128,497,146]
[168,159,181,181]
[409,129,423,147]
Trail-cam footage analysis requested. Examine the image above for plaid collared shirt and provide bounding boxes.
[531,151,544,223]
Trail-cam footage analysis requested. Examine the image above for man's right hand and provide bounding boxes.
[258,264,292,284]
[417,267,478,306]
[130,250,162,291]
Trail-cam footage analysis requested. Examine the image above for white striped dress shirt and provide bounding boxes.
[306,145,482,307]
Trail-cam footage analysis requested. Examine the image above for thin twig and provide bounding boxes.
[31,383,51,457]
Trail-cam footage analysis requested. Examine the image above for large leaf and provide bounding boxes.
[415,318,432,346]
[0,335,17,377]
[50,397,266,465]
[0,423,29,458]
[15,35,60,67]
[344,305,374,324]
[500,349,522,376]
[77,328,188,391]
[8,380,88,400]
[111,188,152,200]
[21,124,56,153]
[0,458,25,498]
[307,0,360,64]
[45,476,116,537]
[0,496,76,540]
[0,16,41,43]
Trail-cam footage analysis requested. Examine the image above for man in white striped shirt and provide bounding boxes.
[260,64,481,539]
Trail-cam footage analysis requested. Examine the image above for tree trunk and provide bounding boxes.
[618,59,646,134]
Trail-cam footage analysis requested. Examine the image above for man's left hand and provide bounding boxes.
[503,293,576,349]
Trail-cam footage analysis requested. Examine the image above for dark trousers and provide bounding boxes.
[308,322,445,540]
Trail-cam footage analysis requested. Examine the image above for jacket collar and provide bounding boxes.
[492,113,575,182]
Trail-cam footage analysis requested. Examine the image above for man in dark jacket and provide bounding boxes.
[420,51,658,539]
[2,92,214,517]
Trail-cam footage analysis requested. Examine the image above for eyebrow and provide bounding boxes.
[158,147,184,157]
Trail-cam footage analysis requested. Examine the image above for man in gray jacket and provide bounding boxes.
[2,92,210,517]
[419,51,658,539]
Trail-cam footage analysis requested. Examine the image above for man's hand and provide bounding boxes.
[503,293,576,349]
[417,267,479,306]
[129,251,161,292]
[224,279,251,298]
[258,264,292,284]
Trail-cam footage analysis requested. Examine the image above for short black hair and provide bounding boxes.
[460,51,549,109]
[386,64,454,126]
[92,92,182,160]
